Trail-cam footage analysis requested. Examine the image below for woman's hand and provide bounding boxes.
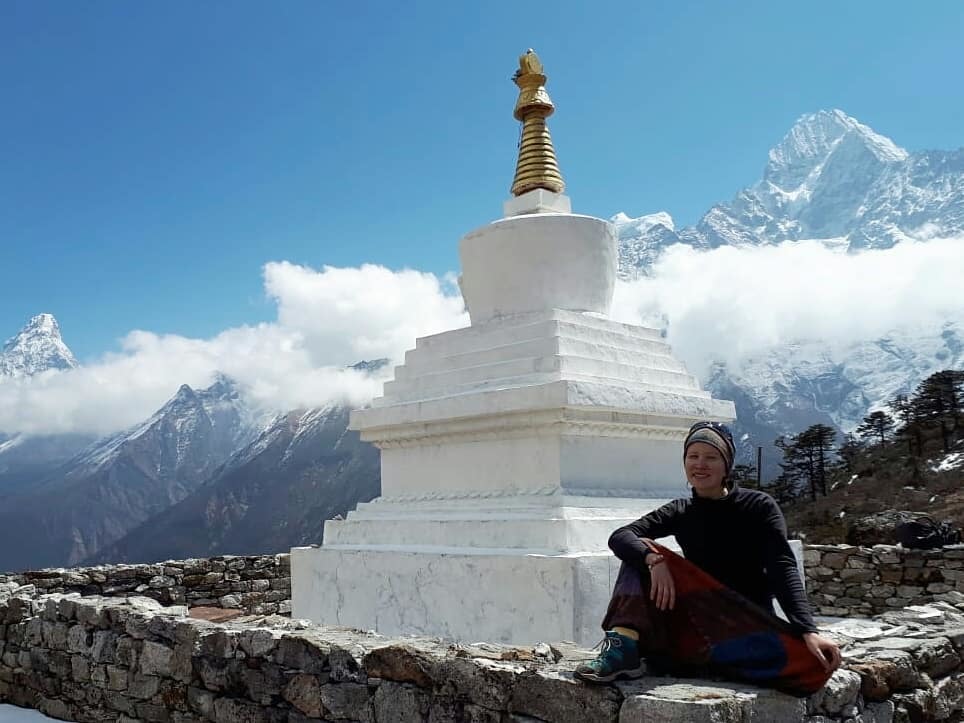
[649,560,676,610]
[802,632,842,672]
[641,538,676,611]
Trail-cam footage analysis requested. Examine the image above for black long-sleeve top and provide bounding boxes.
[608,485,817,634]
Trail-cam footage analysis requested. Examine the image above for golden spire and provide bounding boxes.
[510,49,565,197]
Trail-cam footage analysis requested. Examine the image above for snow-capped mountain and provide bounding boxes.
[707,322,964,474]
[90,404,379,564]
[617,109,964,278]
[0,313,78,378]
[615,109,964,470]
[0,374,264,570]
[69,373,263,479]
[613,211,687,276]
[0,314,94,494]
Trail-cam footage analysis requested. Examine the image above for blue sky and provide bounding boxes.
[3,1,963,361]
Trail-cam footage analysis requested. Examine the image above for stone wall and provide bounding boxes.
[1,554,290,616]
[804,544,964,617]
[6,581,964,722]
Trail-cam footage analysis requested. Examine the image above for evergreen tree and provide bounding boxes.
[838,433,863,473]
[775,435,807,499]
[766,472,798,505]
[777,425,837,500]
[891,392,923,457]
[798,424,837,498]
[912,370,964,452]
[855,410,894,447]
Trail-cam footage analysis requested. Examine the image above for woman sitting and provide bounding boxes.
[574,421,841,695]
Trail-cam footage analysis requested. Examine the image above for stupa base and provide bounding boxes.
[290,545,622,647]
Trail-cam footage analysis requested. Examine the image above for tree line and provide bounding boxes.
[742,369,963,503]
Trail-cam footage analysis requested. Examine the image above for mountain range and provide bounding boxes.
[613,109,963,473]
[1,108,961,570]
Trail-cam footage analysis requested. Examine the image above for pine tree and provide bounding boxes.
[775,435,808,500]
[891,392,923,457]
[912,370,964,452]
[856,411,894,447]
[775,425,836,501]
[838,433,863,473]
[798,424,837,498]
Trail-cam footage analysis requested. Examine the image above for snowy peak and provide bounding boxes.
[612,211,676,236]
[612,211,685,278]
[654,108,963,252]
[71,373,259,475]
[765,110,908,191]
[0,313,79,378]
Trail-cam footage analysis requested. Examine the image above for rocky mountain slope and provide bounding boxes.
[91,405,379,563]
[0,375,262,570]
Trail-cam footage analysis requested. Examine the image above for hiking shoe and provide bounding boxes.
[573,631,646,683]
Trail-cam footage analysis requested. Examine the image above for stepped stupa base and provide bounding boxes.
[291,546,623,646]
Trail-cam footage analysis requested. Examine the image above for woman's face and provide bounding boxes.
[684,441,727,497]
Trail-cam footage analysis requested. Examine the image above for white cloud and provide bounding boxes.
[611,236,964,375]
[263,262,468,366]
[0,263,468,436]
[1,237,960,437]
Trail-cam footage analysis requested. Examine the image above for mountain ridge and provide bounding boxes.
[1,108,960,568]
[616,108,964,269]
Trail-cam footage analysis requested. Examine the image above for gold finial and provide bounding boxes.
[510,49,565,197]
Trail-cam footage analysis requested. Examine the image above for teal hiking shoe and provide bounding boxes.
[573,631,646,683]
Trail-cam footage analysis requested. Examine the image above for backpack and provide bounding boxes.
[895,516,962,549]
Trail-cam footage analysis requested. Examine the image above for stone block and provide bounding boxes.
[186,686,215,718]
[197,629,238,659]
[140,640,174,676]
[319,682,374,721]
[822,553,849,569]
[509,668,621,722]
[218,594,242,609]
[880,568,904,583]
[865,699,895,723]
[283,673,324,717]
[438,656,521,710]
[42,620,68,650]
[896,585,924,598]
[372,682,431,722]
[238,628,279,658]
[107,665,128,691]
[91,664,108,686]
[910,637,961,678]
[128,672,161,700]
[840,569,876,583]
[70,655,90,683]
[809,669,861,716]
[241,664,286,705]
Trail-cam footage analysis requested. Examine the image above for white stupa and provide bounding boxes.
[291,50,736,646]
